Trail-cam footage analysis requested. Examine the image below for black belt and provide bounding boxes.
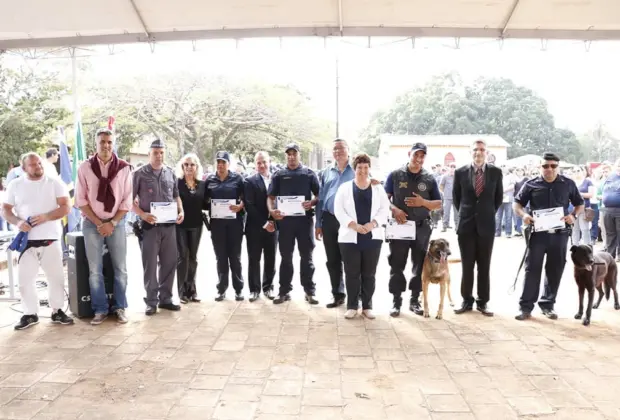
[534,228,571,235]
[19,240,56,263]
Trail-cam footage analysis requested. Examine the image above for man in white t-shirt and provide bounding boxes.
[2,152,74,330]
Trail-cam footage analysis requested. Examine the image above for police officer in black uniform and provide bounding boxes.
[267,143,321,305]
[384,143,443,317]
[205,151,246,301]
[513,152,584,320]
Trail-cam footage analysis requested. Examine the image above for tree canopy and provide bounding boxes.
[358,72,583,163]
[0,58,333,175]
[0,62,69,173]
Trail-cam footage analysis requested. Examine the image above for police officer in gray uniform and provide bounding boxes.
[384,143,443,317]
[133,139,184,315]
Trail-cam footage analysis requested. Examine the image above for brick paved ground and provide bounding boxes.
[0,229,619,419]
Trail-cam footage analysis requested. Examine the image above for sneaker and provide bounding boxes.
[14,314,39,330]
[115,309,128,324]
[51,310,74,325]
[362,309,375,319]
[344,309,357,319]
[90,313,108,326]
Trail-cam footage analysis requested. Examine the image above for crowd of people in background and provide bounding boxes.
[428,160,616,255]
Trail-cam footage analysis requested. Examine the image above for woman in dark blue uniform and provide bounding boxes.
[205,151,246,301]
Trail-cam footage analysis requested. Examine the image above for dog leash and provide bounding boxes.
[509,223,574,294]
[509,224,532,294]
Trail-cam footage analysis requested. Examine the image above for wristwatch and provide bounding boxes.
[110,220,118,227]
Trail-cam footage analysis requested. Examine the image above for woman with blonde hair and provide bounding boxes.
[175,153,206,303]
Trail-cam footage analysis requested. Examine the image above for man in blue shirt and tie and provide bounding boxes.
[316,139,355,308]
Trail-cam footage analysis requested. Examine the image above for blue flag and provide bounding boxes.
[58,127,81,233]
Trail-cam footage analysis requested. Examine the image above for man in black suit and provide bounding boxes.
[452,139,503,316]
[244,151,278,302]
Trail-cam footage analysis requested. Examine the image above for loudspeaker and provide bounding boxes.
[67,232,115,318]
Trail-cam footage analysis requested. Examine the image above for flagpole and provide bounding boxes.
[71,48,80,126]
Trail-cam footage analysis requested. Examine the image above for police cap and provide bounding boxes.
[542,152,560,162]
[411,142,427,154]
[285,143,300,153]
[215,151,230,163]
[150,139,165,149]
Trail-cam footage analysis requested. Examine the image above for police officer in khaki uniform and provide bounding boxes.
[132,139,185,315]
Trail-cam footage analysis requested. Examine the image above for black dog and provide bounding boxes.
[570,244,620,326]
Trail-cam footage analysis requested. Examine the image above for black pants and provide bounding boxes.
[176,226,202,299]
[604,208,620,258]
[277,217,316,296]
[457,232,494,307]
[322,212,345,300]
[246,226,278,293]
[388,221,432,302]
[210,219,244,294]
[520,231,569,313]
[340,243,381,310]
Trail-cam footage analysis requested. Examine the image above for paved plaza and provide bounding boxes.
[0,229,619,419]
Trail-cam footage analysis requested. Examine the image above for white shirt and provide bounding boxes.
[43,161,59,179]
[4,175,69,240]
[333,181,391,244]
[260,174,272,229]
[261,174,271,190]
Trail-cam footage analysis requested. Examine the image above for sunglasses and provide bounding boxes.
[183,163,196,167]
[542,164,558,169]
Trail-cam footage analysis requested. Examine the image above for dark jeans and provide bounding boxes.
[590,203,600,241]
[340,243,381,310]
[495,202,513,236]
[176,226,202,299]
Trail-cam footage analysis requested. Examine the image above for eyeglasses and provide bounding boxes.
[183,163,196,167]
[542,164,558,169]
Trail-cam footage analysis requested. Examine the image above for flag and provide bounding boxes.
[58,126,81,233]
[72,120,86,183]
[108,115,118,154]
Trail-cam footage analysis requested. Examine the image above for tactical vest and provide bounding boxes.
[391,165,434,221]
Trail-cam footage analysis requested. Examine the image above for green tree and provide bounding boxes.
[578,122,620,163]
[89,74,332,165]
[0,61,70,174]
[359,72,582,162]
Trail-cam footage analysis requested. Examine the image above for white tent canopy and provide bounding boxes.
[0,0,619,50]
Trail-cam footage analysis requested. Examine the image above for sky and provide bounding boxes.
[5,36,620,146]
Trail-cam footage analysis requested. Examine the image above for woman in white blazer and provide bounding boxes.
[333,153,391,319]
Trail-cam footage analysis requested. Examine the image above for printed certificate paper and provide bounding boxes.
[150,202,177,223]
[277,196,305,216]
[385,219,416,240]
[533,207,565,232]
[211,199,237,219]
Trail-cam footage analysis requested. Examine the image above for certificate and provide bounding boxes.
[277,195,305,216]
[211,199,236,219]
[150,202,177,223]
[385,219,416,240]
[533,207,565,232]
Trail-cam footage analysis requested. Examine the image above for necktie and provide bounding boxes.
[475,169,484,197]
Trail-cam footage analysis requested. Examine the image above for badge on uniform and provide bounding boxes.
[417,183,427,192]
[399,182,408,189]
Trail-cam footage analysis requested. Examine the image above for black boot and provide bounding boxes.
[409,295,424,316]
[390,295,402,317]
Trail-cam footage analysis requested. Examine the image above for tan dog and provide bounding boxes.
[422,239,456,319]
